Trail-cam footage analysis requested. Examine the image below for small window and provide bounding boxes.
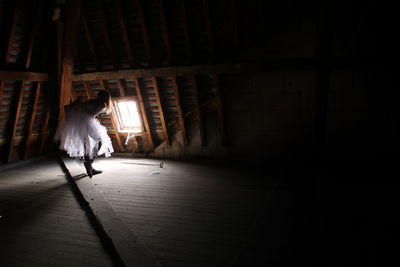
[112,98,142,133]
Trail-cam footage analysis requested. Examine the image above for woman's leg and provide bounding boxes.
[84,141,103,178]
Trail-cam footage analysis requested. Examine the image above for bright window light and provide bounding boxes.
[113,99,142,133]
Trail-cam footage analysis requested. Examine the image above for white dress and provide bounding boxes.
[54,100,114,159]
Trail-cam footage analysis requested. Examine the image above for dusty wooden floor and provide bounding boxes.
[0,158,117,267]
[0,157,277,267]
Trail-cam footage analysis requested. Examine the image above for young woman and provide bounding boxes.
[54,90,114,177]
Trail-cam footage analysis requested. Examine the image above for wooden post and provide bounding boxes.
[213,75,227,146]
[99,80,124,152]
[191,75,206,146]
[59,0,80,122]
[134,77,154,150]
[7,81,26,162]
[39,105,50,155]
[152,77,169,146]
[23,82,41,159]
[171,76,187,145]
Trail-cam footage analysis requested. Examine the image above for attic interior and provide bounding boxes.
[0,0,398,266]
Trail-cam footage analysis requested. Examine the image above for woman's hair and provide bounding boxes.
[97,90,112,113]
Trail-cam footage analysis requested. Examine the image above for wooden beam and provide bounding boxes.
[80,3,98,67]
[136,0,152,63]
[152,77,169,146]
[72,59,317,81]
[171,76,187,145]
[0,70,48,81]
[213,75,227,146]
[158,0,172,63]
[191,75,206,146]
[202,0,215,61]
[25,0,42,69]
[7,80,26,162]
[4,0,20,66]
[180,0,192,60]
[83,81,94,99]
[115,0,134,66]
[96,0,115,65]
[23,82,41,159]
[133,77,154,150]
[59,0,80,121]
[99,80,124,152]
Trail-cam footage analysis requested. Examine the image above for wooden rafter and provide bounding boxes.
[83,81,94,99]
[152,77,169,146]
[180,0,192,60]
[171,76,187,145]
[213,75,227,146]
[133,77,154,150]
[80,3,98,67]
[70,85,78,102]
[99,80,124,152]
[116,79,125,97]
[115,0,134,66]
[136,0,152,64]
[23,82,41,159]
[25,0,42,69]
[158,0,172,63]
[7,80,26,162]
[191,75,206,146]
[0,80,5,104]
[96,0,115,65]
[4,0,20,66]
[231,0,238,51]
[202,0,215,61]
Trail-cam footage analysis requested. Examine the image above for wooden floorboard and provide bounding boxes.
[87,157,274,266]
[0,158,117,267]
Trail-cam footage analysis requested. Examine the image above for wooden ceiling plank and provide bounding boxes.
[158,0,172,63]
[4,0,20,66]
[152,77,169,146]
[23,81,41,159]
[25,0,43,69]
[99,79,124,152]
[171,76,187,145]
[7,80,26,162]
[202,0,215,62]
[191,75,206,146]
[134,77,154,150]
[136,0,152,64]
[96,0,115,66]
[80,3,98,67]
[115,0,134,66]
[180,0,192,60]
